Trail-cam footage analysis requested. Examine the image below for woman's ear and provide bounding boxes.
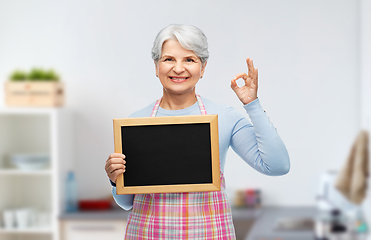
[154,60,159,77]
[201,61,207,77]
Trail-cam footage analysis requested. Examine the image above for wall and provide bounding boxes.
[360,0,371,234]
[0,0,360,206]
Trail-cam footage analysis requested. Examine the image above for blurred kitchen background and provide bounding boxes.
[0,0,370,239]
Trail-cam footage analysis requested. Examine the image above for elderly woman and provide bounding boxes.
[105,24,290,239]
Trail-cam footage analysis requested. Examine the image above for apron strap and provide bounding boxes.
[196,94,207,115]
[151,98,162,117]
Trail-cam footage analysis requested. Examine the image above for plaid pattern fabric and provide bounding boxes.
[196,94,207,115]
[124,95,236,239]
[151,97,161,117]
[125,172,235,239]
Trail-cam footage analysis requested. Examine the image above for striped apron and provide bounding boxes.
[125,95,236,239]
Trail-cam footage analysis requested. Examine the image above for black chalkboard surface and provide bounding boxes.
[113,115,220,194]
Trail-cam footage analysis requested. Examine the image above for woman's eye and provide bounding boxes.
[186,59,195,62]
[164,58,173,61]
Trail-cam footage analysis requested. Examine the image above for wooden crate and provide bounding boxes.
[5,81,64,107]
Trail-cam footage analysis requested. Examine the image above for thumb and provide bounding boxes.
[230,78,239,92]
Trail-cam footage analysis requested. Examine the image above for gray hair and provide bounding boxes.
[151,24,209,65]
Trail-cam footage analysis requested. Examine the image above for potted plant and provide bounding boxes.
[5,68,64,107]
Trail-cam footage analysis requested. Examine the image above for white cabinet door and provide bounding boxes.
[62,220,127,240]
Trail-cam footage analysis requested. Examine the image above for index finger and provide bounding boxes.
[108,153,125,160]
[246,58,256,77]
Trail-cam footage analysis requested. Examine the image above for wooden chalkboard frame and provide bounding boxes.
[113,115,220,195]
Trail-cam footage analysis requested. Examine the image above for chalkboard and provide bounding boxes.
[113,115,220,194]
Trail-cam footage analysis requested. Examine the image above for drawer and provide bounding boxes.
[61,220,127,240]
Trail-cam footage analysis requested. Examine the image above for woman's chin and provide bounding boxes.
[163,87,195,96]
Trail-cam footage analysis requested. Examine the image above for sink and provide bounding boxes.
[273,217,314,231]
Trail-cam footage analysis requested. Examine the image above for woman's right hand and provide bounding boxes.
[230,58,258,105]
[105,153,126,183]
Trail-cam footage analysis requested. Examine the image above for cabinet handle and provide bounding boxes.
[72,226,116,231]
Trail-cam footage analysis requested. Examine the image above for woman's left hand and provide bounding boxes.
[230,58,258,105]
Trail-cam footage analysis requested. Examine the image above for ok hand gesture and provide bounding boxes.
[230,58,258,105]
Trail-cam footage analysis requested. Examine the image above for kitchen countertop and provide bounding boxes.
[59,206,318,239]
[59,209,130,220]
[59,207,259,239]
[59,207,261,221]
[245,206,317,240]
[60,207,319,239]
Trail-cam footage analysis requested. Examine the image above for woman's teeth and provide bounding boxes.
[170,77,188,80]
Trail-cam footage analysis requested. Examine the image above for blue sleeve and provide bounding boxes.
[111,186,135,210]
[109,179,134,210]
[229,98,290,176]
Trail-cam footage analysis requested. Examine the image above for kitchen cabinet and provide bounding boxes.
[60,220,127,240]
[60,208,260,240]
[0,108,73,240]
[245,207,371,240]
[245,207,318,240]
[231,208,261,239]
[59,210,129,240]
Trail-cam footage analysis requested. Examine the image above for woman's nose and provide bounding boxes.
[173,62,185,73]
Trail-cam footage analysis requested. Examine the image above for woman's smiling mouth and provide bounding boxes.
[169,76,189,83]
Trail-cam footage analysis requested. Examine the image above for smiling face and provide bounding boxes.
[155,39,206,96]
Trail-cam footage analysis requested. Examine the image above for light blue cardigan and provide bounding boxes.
[111,97,290,210]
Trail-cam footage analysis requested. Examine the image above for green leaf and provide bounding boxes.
[44,69,60,81]
[9,70,27,81]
